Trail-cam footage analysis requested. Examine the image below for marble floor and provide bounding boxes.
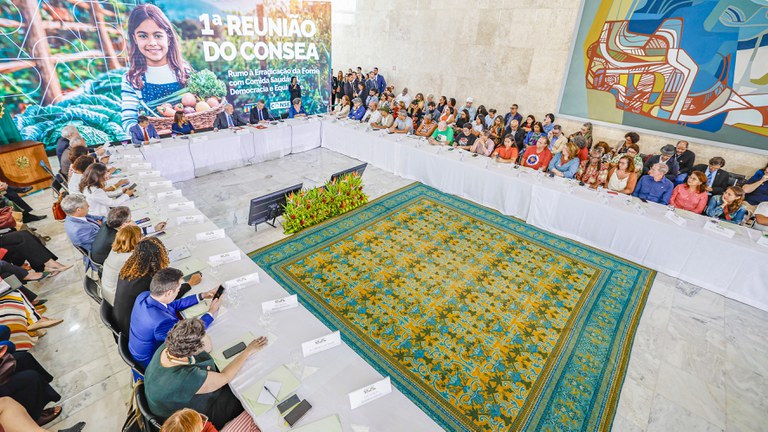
[23,148,768,431]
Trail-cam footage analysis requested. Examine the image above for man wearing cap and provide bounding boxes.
[642,144,679,181]
[389,110,414,134]
[457,98,477,121]
[371,105,394,129]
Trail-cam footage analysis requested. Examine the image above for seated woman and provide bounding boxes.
[548,142,580,179]
[521,115,535,133]
[332,95,351,118]
[0,348,62,426]
[67,155,95,194]
[454,109,471,129]
[615,131,640,154]
[491,135,519,163]
[114,237,201,335]
[79,163,133,218]
[610,143,643,173]
[347,98,366,121]
[415,113,437,137]
[0,290,62,351]
[171,112,195,135]
[523,121,545,147]
[670,171,708,214]
[287,98,307,118]
[469,130,494,156]
[407,100,422,124]
[101,225,141,306]
[520,136,553,171]
[0,231,71,275]
[606,155,638,195]
[371,106,394,129]
[160,407,259,432]
[594,141,614,162]
[471,115,485,135]
[706,186,748,224]
[438,104,455,125]
[489,116,505,147]
[145,319,268,429]
[575,148,609,189]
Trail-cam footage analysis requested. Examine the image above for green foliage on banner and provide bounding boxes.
[283,174,368,234]
[187,70,227,101]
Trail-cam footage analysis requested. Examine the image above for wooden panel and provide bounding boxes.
[0,141,52,192]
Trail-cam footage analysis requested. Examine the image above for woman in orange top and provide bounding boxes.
[492,135,519,163]
[606,155,638,195]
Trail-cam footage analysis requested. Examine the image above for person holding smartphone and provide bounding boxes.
[145,319,268,429]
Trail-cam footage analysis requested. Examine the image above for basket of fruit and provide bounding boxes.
[139,70,228,134]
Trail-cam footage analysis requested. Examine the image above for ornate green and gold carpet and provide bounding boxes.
[250,183,654,431]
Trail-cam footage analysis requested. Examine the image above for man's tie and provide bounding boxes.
[707,170,714,186]
[143,128,149,141]
[258,110,263,121]
[227,114,234,128]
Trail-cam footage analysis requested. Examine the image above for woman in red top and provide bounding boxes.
[521,136,552,171]
[160,408,260,432]
[670,170,708,214]
[575,148,609,188]
[492,135,519,163]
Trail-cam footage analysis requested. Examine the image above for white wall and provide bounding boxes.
[331,0,768,176]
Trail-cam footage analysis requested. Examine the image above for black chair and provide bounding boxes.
[728,172,746,186]
[73,245,102,303]
[88,249,104,278]
[118,332,145,378]
[135,381,163,431]
[99,301,119,342]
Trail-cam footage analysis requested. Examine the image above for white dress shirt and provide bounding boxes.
[82,186,130,217]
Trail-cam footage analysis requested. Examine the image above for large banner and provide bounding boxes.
[560,0,768,153]
[0,0,331,150]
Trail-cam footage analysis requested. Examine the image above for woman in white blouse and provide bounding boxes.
[79,163,134,217]
[101,225,141,306]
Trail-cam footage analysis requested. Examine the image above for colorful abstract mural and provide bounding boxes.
[560,0,768,152]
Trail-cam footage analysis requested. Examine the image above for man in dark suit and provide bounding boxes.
[673,140,696,184]
[129,116,159,145]
[213,104,247,130]
[90,206,166,265]
[249,99,273,124]
[692,156,729,196]
[504,119,526,152]
[342,73,356,102]
[643,144,679,181]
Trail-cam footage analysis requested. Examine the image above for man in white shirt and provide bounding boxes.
[362,101,382,124]
[484,108,498,128]
[394,88,412,106]
[754,202,768,231]
[458,97,477,121]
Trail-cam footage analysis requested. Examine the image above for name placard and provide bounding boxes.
[168,201,195,211]
[704,220,735,238]
[148,180,172,188]
[208,250,241,266]
[138,170,162,178]
[665,210,687,226]
[223,272,260,289]
[301,331,341,357]
[123,154,143,160]
[261,294,298,313]
[131,162,151,169]
[192,135,209,142]
[176,214,204,225]
[349,377,392,410]
[156,190,182,199]
[195,229,225,242]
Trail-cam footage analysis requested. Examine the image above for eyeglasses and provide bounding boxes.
[198,413,209,428]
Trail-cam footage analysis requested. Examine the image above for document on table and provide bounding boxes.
[291,415,342,432]
[176,257,208,278]
[211,332,256,370]
[241,365,302,417]
[180,298,210,320]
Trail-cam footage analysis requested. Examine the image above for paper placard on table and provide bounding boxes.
[168,201,195,211]
[349,377,392,410]
[176,257,208,278]
[176,214,204,225]
[262,294,298,313]
[122,154,143,160]
[234,128,250,135]
[168,246,191,263]
[704,220,736,238]
[156,189,182,199]
[192,135,209,142]
[148,180,172,188]
[138,170,162,178]
[241,365,301,417]
[208,250,241,266]
[223,272,260,289]
[211,332,256,370]
[664,211,687,226]
[131,162,151,169]
[195,229,225,242]
[291,415,343,432]
[301,331,341,357]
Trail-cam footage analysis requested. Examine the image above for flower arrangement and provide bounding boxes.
[283,173,368,234]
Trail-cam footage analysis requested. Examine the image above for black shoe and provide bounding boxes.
[59,422,86,432]
[16,186,33,193]
[22,213,47,223]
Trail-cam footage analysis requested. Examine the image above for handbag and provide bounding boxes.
[0,207,16,230]
[122,380,144,432]
[0,346,17,387]
[52,192,67,220]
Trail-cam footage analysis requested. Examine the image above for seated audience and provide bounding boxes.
[114,237,202,336]
[485,108,499,128]
[504,119,525,152]
[491,136,519,163]
[59,137,87,180]
[457,98,476,121]
[573,135,589,161]
[101,225,141,306]
[455,109,471,129]
[439,102,455,125]
[454,124,476,149]
[394,87,411,106]
[159,407,259,432]
[130,268,221,367]
[62,146,89,181]
[569,122,593,150]
[471,114,484,135]
[642,144,679,180]
[56,124,80,165]
[144,319,268,429]
[62,194,103,252]
[0,396,85,432]
[423,101,440,123]
[521,136,553,171]
[407,100,423,123]
[542,113,555,134]
[706,186,747,224]
[633,163,674,204]
[610,143,643,174]
[428,121,455,146]
[79,163,133,218]
[415,114,437,137]
[673,140,696,184]
[0,183,46,223]
[371,106,394,129]
[362,101,380,123]
[615,131,639,154]
[365,88,379,107]
[691,157,729,197]
[436,96,447,116]
[249,99,273,123]
[594,141,614,162]
[332,95,351,118]
[548,142,580,179]
[130,115,159,145]
[389,109,414,134]
[503,104,523,127]
[742,162,768,208]
[606,155,638,195]
[523,121,545,147]
[91,206,166,265]
[576,148,610,188]
[0,230,71,276]
[670,171,708,214]
[171,112,195,135]
[67,156,97,195]
[348,98,366,121]
[547,125,566,155]
[287,98,307,118]
[0,350,61,426]
[469,130,494,156]
[414,93,425,110]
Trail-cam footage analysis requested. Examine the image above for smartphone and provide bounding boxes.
[212,285,225,301]
[283,399,312,426]
[127,183,137,190]
[277,395,301,414]
[182,271,202,283]
[222,341,246,359]
[548,172,555,177]
[640,198,648,203]
[135,217,150,225]
[113,169,122,175]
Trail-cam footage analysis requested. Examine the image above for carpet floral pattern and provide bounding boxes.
[250,183,654,431]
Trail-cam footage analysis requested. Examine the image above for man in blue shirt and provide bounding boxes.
[633,163,674,204]
[743,165,768,206]
[128,268,221,367]
[62,194,104,252]
[503,104,523,128]
[348,98,366,121]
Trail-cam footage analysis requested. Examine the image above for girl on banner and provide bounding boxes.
[121,4,192,132]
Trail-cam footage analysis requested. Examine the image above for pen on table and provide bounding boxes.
[264,386,278,402]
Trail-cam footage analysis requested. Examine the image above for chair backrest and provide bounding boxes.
[99,300,119,338]
[73,244,89,259]
[118,332,145,376]
[135,381,163,431]
[88,249,104,277]
[83,274,102,304]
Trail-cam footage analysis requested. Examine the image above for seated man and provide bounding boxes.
[691,157,729,197]
[249,99,273,124]
[633,163,674,204]
[754,202,768,231]
[129,115,159,146]
[56,124,80,165]
[742,163,768,209]
[388,109,413,134]
[454,123,477,149]
[428,121,455,146]
[504,119,525,152]
[213,104,247,130]
[469,129,494,156]
[0,182,45,222]
[348,98,366,121]
[365,88,379,107]
[361,101,381,124]
[642,144,679,181]
[90,206,166,265]
[423,101,441,123]
[371,106,394,129]
[61,194,103,252]
[673,140,695,184]
[128,268,221,367]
